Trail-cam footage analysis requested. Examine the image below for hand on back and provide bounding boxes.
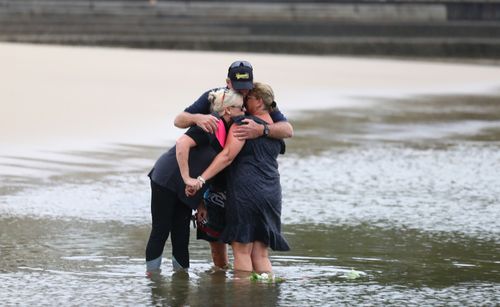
[233,119,262,140]
[196,114,219,134]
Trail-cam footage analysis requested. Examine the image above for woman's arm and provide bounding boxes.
[233,119,293,140]
[200,124,245,182]
[175,134,197,184]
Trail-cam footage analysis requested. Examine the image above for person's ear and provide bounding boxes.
[258,98,265,109]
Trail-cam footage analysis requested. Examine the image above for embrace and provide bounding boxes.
[145,61,293,276]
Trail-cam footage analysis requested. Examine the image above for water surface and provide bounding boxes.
[1,93,499,305]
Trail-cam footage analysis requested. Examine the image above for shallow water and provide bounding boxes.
[1,93,500,305]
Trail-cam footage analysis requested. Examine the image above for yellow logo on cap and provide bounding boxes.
[235,73,249,80]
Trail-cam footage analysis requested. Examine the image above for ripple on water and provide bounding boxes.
[0,215,498,305]
[1,94,500,305]
[280,143,500,239]
[1,144,499,240]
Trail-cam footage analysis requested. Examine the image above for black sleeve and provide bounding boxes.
[185,125,210,147]
[270,109,288,122]
[184,89,216,114]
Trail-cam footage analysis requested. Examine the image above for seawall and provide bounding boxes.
[1,0,500,58]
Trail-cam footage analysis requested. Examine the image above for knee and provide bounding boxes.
[250,252,266,262]
[233,248,252,258]
[149,228,169,242]
[251,244,269,259]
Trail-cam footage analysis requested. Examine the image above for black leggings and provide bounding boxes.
[145,180,192,269]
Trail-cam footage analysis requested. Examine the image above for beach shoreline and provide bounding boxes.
[2,42,500,148]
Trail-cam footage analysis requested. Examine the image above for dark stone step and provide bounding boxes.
[3,33,499,57]
[2,14,500,38]
[2,0,500,57]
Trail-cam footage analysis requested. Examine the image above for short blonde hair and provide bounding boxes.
[208,88,244,114]
[248,82,277,112]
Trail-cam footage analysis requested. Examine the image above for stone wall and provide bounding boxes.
[1,0,500,58]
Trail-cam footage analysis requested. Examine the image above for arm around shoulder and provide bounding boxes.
[174,112,219,134]
[201,125,245,181]
[269,121,293,139]
[174,112,198,128]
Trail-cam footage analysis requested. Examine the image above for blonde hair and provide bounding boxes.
[248,82,277,112]
[208,88,243,114]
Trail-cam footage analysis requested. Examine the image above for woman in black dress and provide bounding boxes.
[188,82,290,274]
[145,88,244,275]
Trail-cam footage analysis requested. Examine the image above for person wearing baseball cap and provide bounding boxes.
[174,60,293,140]
[171,60,293,270]
[227,60,254,91]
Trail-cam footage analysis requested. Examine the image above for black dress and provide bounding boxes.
[220,116,290,251]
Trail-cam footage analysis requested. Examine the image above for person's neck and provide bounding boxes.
[250,109,272,123]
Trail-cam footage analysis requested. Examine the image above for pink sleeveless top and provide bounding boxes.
[215,120,227,148]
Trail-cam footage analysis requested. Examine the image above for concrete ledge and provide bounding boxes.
[1,1,500,58]
[1,1,449,22]
[3,33,500,57]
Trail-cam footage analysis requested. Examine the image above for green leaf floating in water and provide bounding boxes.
[250,272,285,283]
[344,269,363,280]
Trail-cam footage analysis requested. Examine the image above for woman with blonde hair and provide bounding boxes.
[145,88,245,275]
[188,82,290,275]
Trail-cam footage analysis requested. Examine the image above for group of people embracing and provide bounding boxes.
[145,60,293,277]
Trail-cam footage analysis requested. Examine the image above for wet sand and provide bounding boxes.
[2,42,500,150]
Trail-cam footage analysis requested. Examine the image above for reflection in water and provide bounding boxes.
[1,93,500,305]
[149,271,190,306]
[0,217,498,305]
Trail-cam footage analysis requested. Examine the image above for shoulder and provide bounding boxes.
[185,125,209,145]
[247,115,268,125]
[270,109,287,123]
[184,86,226,114]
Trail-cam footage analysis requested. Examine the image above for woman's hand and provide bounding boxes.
[184,177,199,188]
[233,118,263,140]
[185,185,197,197]
[195,114,219,134]
[185,177,202,197]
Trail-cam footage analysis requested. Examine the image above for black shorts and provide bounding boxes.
[196,189,226,242]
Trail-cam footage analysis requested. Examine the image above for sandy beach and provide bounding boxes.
[2,42,500,150]
[1,42,500,305]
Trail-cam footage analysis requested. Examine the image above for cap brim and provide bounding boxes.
[232,81,253,90]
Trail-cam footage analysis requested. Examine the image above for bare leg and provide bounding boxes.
[231,242,253,272]
[209,242,229,268]
[251,241,272,273]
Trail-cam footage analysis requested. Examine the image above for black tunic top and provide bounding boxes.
[148,123,225,210]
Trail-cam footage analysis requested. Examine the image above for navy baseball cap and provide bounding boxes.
[227,60,253,90]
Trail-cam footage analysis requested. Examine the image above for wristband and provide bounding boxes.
[263,123,270,137]
[197,176,206,185]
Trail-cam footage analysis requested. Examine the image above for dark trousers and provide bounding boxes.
[145,180,192,269]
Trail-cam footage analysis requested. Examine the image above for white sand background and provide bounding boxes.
[1,42,500,156]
